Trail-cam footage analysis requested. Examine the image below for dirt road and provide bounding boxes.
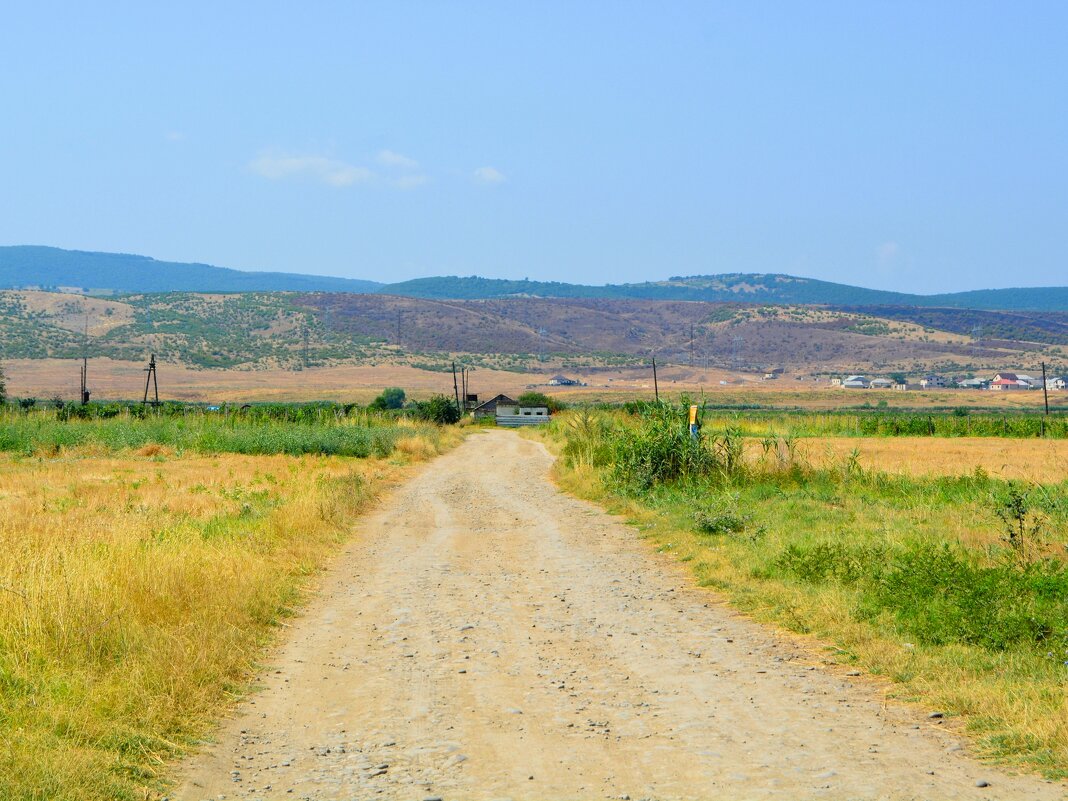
[176,431,1064,801]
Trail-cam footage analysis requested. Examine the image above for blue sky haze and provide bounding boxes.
[1,2,1065,292]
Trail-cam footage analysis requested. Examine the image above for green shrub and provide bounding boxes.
[516,391,565,413]
[411,394,461,425]
[693,494,751,536]
[772,540,1068,651]
[370,387,406,411]
[606,410,720,492]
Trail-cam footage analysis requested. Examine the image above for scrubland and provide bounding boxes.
[540,404,1068,779]
[0,408,457,801]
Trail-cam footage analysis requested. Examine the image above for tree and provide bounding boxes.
[370,387,406,411]
[412,394,461,425]
[889,372,907,386]
[516,391,565,413]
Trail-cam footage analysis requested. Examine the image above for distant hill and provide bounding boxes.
[383,274,918,305]
[3,245,1068,311]
[0,246,382,294]
[2,289,1065,377]
[381,274,1068,311]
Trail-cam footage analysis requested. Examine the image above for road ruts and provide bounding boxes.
[176,430,1066,801]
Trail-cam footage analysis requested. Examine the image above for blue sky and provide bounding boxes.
[1,2,1065,293]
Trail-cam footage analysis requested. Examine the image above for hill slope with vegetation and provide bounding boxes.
[1,290,1065,377]
[0,246,382,294]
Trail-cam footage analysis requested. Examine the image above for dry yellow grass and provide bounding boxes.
[0,450,416,800]
[7,356,1068,411]
[767,436,1068,483]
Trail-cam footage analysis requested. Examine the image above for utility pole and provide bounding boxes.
[652,356,659,402]
[80,313,90,405]
[452,361,461,413]
[1042,362,1050,416]
[142,354,160,407]
[689,323,694,367]
[396,311,402,343]
[301,323,310,370]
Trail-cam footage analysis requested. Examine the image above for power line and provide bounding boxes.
[731,335,744,366]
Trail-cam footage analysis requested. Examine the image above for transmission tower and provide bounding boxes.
[142,354,160,407]
[731,335,744,366]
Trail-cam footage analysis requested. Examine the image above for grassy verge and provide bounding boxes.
[0,408,445,458]
[0,416,459,800]
[536,406,1068,779]
[630,404,1068,439]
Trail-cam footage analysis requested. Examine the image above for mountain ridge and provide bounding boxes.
[3,245,1067,311]
[0,246,383,294]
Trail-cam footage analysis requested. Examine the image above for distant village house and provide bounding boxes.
[990,373,1032,391]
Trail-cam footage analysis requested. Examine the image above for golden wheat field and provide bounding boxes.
[0,439,453,800]
[781,436,1068,483]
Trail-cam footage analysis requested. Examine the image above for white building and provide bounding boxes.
[496,404,551,426]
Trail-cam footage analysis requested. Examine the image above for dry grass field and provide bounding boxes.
[781,436,1068,483]
[6,357,1067,412]
[0,426,457,800]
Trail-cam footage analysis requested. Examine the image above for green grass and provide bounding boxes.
[0,408,444,458]
[669,407,1068,438]
[545,404,1068,778]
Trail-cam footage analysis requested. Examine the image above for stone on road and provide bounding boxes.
[175,430,1064,800]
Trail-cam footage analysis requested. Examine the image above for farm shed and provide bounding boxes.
[496,405,551,427]
[548,375,580,386]
[472,394,517,419]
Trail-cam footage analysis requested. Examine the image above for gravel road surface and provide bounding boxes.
[176,430,1064,801]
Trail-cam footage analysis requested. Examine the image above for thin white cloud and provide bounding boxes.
[392,174,430,190]
[473,166,506,185]
[377,149,419,169]
[249,151,373,187]
[165,131,185,142]
[877,241,899,264]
